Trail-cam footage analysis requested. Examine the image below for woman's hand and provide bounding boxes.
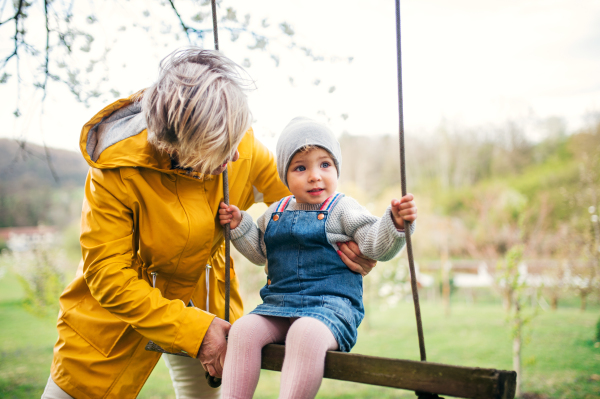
[391,193,417,230]
[197,317,231,378]
[337,241,377,277]
[219,202,242,230]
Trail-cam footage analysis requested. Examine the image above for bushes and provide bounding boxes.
[1,248,68,317]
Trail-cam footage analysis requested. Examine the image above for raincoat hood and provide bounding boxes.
[79,92,172,171]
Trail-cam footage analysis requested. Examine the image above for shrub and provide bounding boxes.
[4,247,67,317]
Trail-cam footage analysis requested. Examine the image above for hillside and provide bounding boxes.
[0,139,89,228]
[0,139,89,188]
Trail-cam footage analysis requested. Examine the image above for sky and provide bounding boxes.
[1,0,600,152]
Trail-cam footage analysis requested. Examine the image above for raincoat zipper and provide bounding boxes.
[205,264,211,311]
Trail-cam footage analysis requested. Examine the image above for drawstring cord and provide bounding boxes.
[206,264,212,311]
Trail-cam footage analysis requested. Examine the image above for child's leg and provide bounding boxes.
[279,317,339,399]
[222,314,290,399]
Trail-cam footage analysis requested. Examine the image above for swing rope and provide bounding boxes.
[395,2,443,397]
[210,0,232,326]
[395,0,427,364]
[199,1,230,388]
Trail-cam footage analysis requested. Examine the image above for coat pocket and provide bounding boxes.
[61,292,131,358]
[211,247,237,284]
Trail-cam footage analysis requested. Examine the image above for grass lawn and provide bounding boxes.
[1,269,598,398]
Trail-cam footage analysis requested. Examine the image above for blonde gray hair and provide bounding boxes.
[143,47,252,174]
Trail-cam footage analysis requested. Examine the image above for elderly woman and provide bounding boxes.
[42,48,374,399]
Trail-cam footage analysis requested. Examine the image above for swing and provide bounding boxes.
[146,1,517,398]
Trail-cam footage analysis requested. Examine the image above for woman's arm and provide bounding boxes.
[337,242,377,277]
[81,168,216,358]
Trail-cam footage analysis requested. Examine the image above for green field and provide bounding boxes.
[1,270,598,399]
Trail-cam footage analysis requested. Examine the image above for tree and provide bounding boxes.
[562,123,600,310]
[0,246,69,317]
[0,0,351,179]
[497,245,536,397]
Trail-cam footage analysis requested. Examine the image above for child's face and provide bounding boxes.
[286,147,338,204]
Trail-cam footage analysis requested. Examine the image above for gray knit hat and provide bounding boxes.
[276,117,342,188]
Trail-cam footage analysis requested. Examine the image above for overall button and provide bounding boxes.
[267,279,272,285]
[272,214,279,221]
[317,213,325,220]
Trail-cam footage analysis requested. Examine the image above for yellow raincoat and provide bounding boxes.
[50,94,290,398]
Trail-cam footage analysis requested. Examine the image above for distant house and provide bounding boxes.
[0,226,58,252]
[420,259,495,288]
[450,263,494,288]
[421,259,573,289]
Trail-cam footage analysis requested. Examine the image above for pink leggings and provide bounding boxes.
[222,314,339,399]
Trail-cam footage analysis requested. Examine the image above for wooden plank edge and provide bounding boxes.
[497,370,517,399]
[261,344,516,399]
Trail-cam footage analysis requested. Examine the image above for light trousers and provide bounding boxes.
[41,355,221,399]
[41,377,73,399]
[163,353,222,399]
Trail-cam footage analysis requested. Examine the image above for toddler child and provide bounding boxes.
[219,117,417,399]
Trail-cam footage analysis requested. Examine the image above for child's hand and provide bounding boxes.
[391,193,417,230]
[219,202,242,230]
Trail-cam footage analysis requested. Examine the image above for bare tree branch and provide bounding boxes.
[0,15,15,26]
[13,1,22,116]
[42,0,50,96]
[167,0,193,44]
[40,0,60,183]
[13,140,47,163]
[42,142,60,183]
[1,49,17,69]
[1,0,24,69]
[0,0,21,26]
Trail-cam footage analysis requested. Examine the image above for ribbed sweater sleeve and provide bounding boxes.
[229,203,278,266]
[326,197,416,262]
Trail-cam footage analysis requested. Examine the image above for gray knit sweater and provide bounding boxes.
[230,196,416,267]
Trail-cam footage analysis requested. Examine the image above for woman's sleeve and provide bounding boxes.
[80,168,213,358]
[248,134,291,206]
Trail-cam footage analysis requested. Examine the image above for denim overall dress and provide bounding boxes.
[249,194,364,352]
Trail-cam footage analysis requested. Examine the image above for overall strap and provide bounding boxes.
[275,195,294,212]
[319,193,343,211]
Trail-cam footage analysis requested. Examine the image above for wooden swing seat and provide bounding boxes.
[146,340,516,399]
[261,344,516,399]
